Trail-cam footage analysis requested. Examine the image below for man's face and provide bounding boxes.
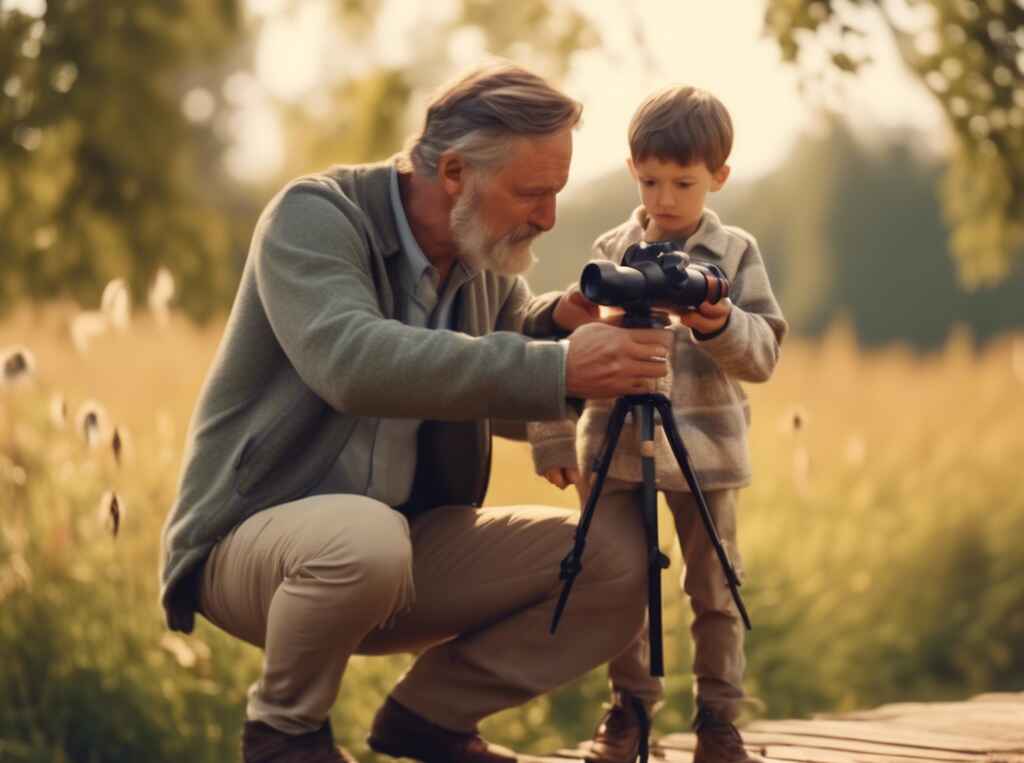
[451,128,572,275]
[628,156,729,239]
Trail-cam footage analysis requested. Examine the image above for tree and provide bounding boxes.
[763,0,1024,287]
[271,0,597,182]
[0,0,249,320]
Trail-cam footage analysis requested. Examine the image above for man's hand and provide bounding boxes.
[677,298,732,336]
[565,322,672,399]
[553,283,600,333]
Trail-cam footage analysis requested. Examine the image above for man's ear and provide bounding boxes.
[710,163,731,192]
[438,151,466,197]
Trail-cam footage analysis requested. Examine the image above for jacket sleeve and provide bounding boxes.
[253,182,568,421]
[693,236,788,382]
[527,414,579,476]
[495,276,564,338]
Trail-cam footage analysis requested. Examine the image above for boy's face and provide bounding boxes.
[628,156,730,239]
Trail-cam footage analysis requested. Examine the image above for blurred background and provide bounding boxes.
[1,0,1023,761]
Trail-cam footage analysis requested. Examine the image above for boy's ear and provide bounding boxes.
[710,163,731,192]
[438,151,466,197]
[626,157,637,179]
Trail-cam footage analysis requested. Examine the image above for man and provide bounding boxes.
[159,62,674,763]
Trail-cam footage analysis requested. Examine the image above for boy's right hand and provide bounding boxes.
[565,322,672,399]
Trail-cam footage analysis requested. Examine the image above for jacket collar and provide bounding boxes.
[628,206,730,258]
[331,157,403,259]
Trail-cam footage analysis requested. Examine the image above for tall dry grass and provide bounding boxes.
[1,304,1022,761]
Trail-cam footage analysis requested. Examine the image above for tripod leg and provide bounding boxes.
[550,397,632,634]
[639,403,669,677]
[652,396,752,631]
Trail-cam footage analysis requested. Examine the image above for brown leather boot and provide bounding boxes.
[584,691,653,763]
[367,697,518,763]
[242,718,359,763]
[692,703,762,763]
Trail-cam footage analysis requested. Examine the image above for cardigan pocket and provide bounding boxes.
[234,387,353,502]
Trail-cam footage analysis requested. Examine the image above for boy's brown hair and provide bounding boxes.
[628,86,733,171]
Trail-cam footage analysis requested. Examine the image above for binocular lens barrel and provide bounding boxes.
[581,261,647,305]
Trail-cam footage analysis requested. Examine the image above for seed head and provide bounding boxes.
[99,490,123,538]
[75,400,109,449]
[1,346,36,387]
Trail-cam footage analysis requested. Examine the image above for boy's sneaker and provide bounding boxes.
[584,690,654,763]
[692,702,762,763]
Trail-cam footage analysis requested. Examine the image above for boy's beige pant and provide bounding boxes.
[197,494,649,735]
[595,481,746,722]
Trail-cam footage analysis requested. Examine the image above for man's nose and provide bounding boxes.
[530,195,557,232]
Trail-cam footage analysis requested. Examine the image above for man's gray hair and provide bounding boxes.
[401,62,582,177]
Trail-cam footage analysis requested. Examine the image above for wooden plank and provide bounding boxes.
[659,731,983,761]
[744,719,1023,753]
[759,745,981,763]
[817,705,1024,744]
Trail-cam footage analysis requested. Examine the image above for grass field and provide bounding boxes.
[1,303,1022,761]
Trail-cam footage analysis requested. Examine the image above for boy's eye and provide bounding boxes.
[675,182,694,189]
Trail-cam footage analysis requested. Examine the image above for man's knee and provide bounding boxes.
[292,496,413,607]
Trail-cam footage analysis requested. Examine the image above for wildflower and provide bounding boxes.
[101,278,131,331]
[777,404,809,435]
[160,632,197,668]
[98,490,122,537]
[75,399,109,449]
[112,427,123,465]
[148,267,175,327]
[1,346,36,387]
[50,393,67,428]
[70,311,108,354]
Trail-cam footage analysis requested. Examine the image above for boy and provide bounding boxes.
[528,86,787,763]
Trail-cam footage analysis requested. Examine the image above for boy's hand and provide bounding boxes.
[677,297,732,336]
[553,283,600,332]
[543,466,582,490]
[543,467,591,505]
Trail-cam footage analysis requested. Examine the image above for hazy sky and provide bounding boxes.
[231,0,949,192]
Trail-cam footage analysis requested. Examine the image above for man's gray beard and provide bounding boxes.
[449,180,539,276]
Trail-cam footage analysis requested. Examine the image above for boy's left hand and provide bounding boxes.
[676,298,732,336]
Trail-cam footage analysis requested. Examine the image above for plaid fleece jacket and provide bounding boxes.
[528,206,788,492]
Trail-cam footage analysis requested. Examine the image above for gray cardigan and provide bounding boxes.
[159,160,567,633]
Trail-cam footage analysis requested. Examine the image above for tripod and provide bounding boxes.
[549,330,752,683]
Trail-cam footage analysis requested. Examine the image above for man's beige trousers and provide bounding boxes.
[198,494,649,734]
[595,481,747,721]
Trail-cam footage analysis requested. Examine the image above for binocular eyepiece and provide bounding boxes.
[580,241,729,314]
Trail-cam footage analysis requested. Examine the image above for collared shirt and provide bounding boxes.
[312,168,479,506]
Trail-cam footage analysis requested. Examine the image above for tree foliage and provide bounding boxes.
[0,1,251,320]
[763,0,1024,286]
[273,0,597,181]
[0,0,595,319]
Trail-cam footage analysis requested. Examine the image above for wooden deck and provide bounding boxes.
[534,692,1024,763]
